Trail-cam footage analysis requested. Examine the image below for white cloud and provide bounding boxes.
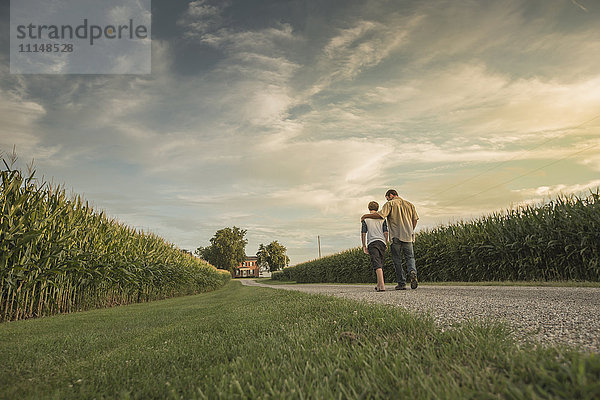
[177,0,224,39]
[203,24,298,53]
[0,89,47,157]
[511,179,600,202]
[571,0,588,12]
[458,75,600,136]
[309,15,420,95]
[578,140,600,171]
[322,20,406,80]
[352,63,600,139]
[175,22,303,129]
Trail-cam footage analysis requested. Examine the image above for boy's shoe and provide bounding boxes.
[375,287,386,292]
[395,284,407,290]
[410,271,418,289]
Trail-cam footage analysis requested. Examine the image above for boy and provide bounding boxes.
[361,201,389,292]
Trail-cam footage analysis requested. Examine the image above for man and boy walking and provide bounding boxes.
[361,189,419,291]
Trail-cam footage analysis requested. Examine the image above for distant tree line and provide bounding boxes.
[196,227,289,273]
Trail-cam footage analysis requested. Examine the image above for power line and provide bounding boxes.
[425,113,600,200]
[443,142,599,207]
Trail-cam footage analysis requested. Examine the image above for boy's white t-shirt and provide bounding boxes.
[362,218,388,246]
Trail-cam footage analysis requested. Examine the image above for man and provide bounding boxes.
[361,189,419,290]
[361,201,389,292]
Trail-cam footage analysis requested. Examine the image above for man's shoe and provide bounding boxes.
[395,284,407,290]
[410,271,418,289]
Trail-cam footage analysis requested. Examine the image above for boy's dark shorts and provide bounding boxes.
[367,240,386,270]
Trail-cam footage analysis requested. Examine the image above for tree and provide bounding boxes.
[195,227,247,272]
[256,243,269,272]
[256,240,290,272]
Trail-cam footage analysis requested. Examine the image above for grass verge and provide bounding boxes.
[1,281,599,399]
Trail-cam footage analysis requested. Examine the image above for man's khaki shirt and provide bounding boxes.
[377,197,418,242]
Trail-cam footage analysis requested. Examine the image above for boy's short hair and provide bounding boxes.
[368,201,379,211]
[385,189,398,197]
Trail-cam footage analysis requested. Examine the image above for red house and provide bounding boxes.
[232,256,259,278]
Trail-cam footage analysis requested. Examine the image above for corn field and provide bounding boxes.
[274,191,600,283]
[0,160,230,322]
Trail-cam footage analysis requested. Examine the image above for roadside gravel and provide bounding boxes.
[241,280,600,353]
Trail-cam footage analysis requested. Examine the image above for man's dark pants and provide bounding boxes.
[390,237,416,285]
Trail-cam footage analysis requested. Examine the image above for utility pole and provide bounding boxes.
[317,235,321,258]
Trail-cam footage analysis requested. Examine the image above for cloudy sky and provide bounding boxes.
[1,0,599,264]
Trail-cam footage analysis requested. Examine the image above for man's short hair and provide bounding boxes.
[368,201,379,211]
[385,189,398,197]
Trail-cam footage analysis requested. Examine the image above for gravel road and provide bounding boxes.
[241,280,600,353]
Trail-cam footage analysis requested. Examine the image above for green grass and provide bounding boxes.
[1,281,599,399]
[257,278,600,288]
